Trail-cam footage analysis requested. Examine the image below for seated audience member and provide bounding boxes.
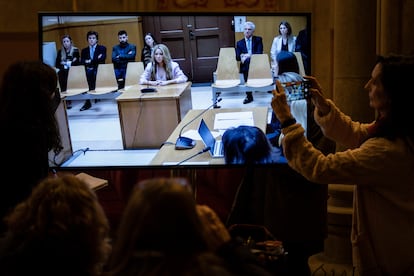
[222,125,283,164]
[139,43,188,86]
[0,174,112,276]
[104,177,272,276]
[272,54,414,275]
[235,21,264,104]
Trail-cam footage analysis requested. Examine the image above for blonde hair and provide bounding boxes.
[59,34,77,62]
[150,43,174,80]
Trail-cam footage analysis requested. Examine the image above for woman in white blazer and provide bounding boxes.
[270,21,296,76]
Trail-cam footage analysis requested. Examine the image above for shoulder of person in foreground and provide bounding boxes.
[196,205,273,276]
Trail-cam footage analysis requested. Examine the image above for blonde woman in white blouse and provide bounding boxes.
[139,43,188,86]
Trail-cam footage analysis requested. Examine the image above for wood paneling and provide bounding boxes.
[0,32,39,78]
[42,18,143,65]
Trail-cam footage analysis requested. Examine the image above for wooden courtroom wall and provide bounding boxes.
[42,17,143,64]
[41,14,305,66]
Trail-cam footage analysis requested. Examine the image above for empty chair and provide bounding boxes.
[293,51,306,76]
[245,53,274,88]
[89,63,119,95]
[212,47,241,88]
[122,61,145,91]
[63,65,89,96]
[211,47,242,105]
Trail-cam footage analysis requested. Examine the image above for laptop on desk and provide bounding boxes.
[198,119,224,158]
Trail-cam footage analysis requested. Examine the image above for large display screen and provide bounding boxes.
[39,12,311,169]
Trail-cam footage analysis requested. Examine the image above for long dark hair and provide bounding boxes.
[107,178,212,275]
[222,125,275,164]
[372,54,414,141]
[279,20,292,36]
[0,61,62,153]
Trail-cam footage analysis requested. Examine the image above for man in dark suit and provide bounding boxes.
[80,30,107,111]
[295,27,310,75]
[235,21,263,104]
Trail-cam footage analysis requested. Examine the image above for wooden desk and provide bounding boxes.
[150,107,268,165]
[116,82,192,149]
[49,99,73,166]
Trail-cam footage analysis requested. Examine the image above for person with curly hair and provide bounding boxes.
[0,174,112,276]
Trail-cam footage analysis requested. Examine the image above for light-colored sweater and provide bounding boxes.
[281,99,414,275]
[139,61,187,84]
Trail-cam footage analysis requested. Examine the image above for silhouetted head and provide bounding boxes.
[222,125,274,164]
[111,177,208,258]
[277,51,299,74]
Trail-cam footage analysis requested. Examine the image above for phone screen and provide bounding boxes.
[282,80,310,101]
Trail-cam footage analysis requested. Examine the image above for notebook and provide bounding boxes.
[198,119,224,158]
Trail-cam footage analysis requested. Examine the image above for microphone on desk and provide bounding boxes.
[141,81,157,93]
[176,147,211,165]
[175,98,222,150]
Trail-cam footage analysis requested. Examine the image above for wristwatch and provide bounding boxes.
[281,118,296,128]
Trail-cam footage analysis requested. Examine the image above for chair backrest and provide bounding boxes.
[214,47,241,88]
[293,52,306,76]
[65,65,89,96]
[124,61,145,88]
[245,54,273,87]
[93,63,119,94]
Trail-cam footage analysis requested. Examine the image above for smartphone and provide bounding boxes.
[279,80,310,101]
[302,78,311,99]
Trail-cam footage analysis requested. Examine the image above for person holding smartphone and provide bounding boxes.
[271,54,414,275]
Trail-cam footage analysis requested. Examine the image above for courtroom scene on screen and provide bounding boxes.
[40,12,310,168]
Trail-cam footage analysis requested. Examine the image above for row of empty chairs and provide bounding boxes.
[61,61,145,100]
[211,47,305,105]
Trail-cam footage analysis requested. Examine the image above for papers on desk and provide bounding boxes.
[180,111,254,139]
[214,111,254,130]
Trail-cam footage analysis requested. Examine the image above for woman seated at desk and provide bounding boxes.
[139,43,188,86]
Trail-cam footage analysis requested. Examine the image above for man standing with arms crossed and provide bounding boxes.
[80,30,106,111]
[112,30,136,89]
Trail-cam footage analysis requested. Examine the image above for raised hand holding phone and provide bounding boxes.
[271,80,294,123]
[304,76,331,116]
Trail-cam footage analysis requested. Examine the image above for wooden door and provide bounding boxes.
[142,15,235,83]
